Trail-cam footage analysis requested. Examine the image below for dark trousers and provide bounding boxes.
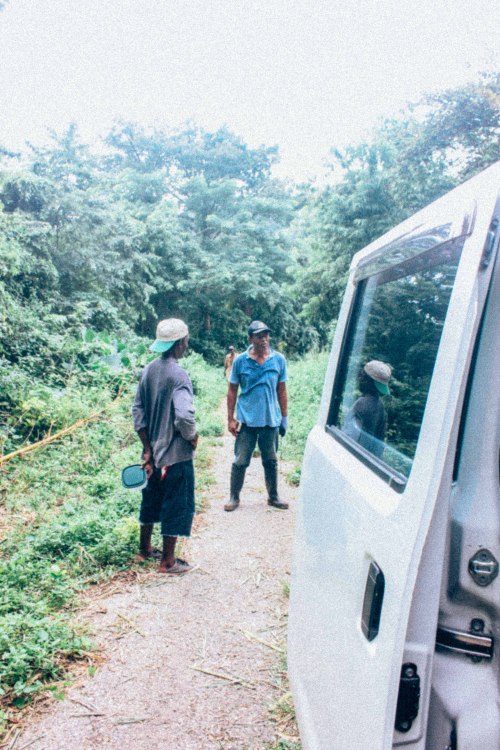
[233,425,278,467]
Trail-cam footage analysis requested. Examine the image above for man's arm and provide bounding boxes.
[173,384,198,448]
[227,382,239,436]
[277,381,288,436]
[132,378,155,477]
[137,428,154,478]
[277,381,288,417]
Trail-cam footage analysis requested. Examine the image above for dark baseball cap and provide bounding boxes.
[248,320,271,336]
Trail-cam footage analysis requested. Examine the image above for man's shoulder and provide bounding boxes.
[143,357,190,383]
[269,349,287,367]
[169,359,192,382]
[355,394,379,413]
[233,349,249,366]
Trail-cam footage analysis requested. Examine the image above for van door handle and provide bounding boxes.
[361,561,385,641]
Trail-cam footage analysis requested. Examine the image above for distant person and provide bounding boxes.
[132,318,198,574]
[223,345,238,380]
[225,320,289,511]
[343,360,391,458]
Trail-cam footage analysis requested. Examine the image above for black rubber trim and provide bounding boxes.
[326,425,407,493]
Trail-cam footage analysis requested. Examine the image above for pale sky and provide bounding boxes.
[0,0,497,181]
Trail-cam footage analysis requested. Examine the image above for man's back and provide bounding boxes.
[132,356,196,467]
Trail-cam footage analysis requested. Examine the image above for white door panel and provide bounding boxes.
[290,426,438,749]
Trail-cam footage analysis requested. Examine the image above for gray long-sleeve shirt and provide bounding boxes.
[132,355,197,468]
[343,393,386,458]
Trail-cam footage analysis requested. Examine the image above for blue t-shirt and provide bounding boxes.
[230,347,287,427]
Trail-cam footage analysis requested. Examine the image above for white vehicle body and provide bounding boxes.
[288,162,500,750]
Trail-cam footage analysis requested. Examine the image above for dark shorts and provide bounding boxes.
[139,460,195,537]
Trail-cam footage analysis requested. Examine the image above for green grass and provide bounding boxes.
[0,352,226,727]
[280,351,329,483]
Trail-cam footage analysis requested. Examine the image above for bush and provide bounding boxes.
[0,611,90,706]
[280,352,329,474]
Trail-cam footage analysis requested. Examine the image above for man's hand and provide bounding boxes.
[141,448,154,479]
[279,416,288,437]
[228,418,239,437]
[142,459,154,479]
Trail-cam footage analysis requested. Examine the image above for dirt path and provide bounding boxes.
[18,429,298,750]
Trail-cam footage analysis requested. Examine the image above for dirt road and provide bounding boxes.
[17,430,298,750]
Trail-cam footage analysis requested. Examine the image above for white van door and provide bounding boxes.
[288,162,500,750]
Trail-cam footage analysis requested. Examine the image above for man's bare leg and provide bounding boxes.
[158,535,177,571]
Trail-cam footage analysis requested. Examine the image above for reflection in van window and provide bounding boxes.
[343,360,392,458]
[328,236,465,480]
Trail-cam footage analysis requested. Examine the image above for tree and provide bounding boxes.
[0,123,300,372]
[291,72,500,345]
[104,123,297,358]
[105,123,278,188]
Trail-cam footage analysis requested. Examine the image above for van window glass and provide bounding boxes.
[328,236,465,483]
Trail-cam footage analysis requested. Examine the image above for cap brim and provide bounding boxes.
[374,380,390,395]
[150,340,175,353]
[249,328,271,336]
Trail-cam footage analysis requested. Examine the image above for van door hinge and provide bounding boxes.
[436,620,494,661]
[395,663,420,733]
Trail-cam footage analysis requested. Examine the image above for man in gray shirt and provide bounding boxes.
[132,318,198,574]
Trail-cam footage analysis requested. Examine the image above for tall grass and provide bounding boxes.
[280,352,329,483]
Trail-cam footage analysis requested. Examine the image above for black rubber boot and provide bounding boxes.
[224,464,246,511]
[263,460,289,510]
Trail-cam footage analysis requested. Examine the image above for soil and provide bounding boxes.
[15,428,299,750]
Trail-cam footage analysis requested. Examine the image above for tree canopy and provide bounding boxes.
[290,71,500,343]
[1,72,498,452]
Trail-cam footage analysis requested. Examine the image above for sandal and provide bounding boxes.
[158,557,193,575]
[134,547,162,563]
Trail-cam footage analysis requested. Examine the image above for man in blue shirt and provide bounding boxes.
[225,320,289,511]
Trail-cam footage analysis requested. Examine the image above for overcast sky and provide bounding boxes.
[0,0,497,181]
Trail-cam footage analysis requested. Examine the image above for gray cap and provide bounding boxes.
[364,360,392,395]
[150,318,189,353]
[248,320,271,336]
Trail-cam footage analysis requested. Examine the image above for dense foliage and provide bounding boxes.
[0,70,498,467]
[0,70,497,464]
[290,71,500,343]
[0,123,299,360]
[0,124,301,452]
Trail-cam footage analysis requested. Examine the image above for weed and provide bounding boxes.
[280,352,329,473]
[286,467,301,486]
[266,740,302,750]
[267,581,302,749]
